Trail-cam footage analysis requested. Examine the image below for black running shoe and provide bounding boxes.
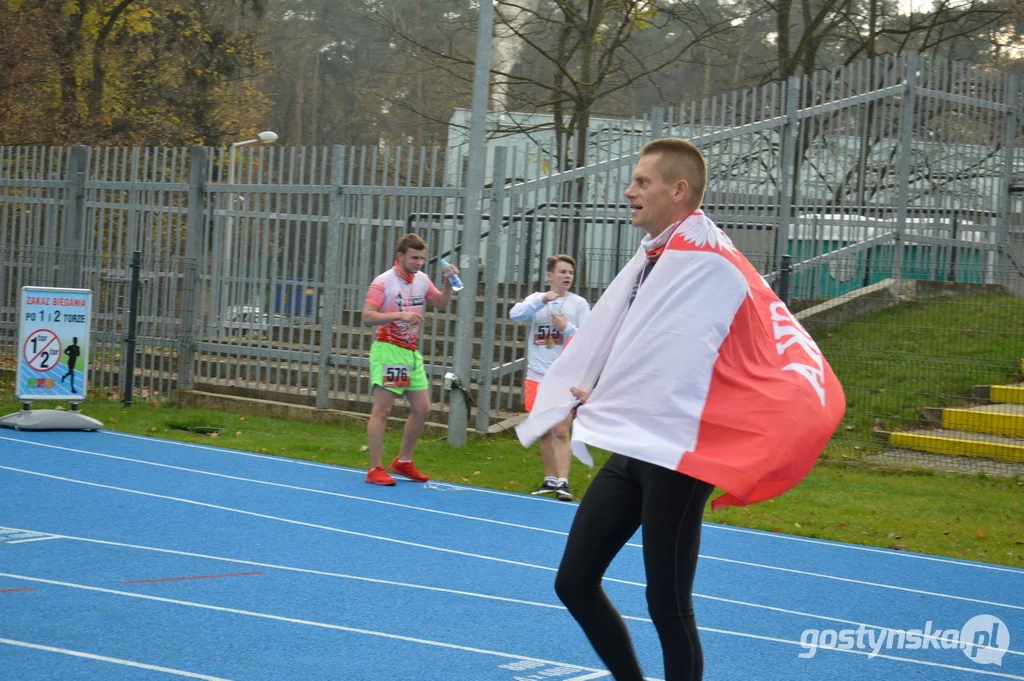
[531,480,559,495]
[554,482,573,501]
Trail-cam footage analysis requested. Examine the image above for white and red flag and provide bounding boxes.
[516,211,846,509]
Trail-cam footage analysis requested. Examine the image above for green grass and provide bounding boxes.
[815,295,1024,452]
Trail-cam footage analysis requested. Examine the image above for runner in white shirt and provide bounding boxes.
[509,254,591,500]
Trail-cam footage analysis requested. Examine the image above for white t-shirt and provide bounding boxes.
[509,292,591,382]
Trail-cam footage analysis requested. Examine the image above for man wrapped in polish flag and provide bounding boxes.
[517,137,845,681]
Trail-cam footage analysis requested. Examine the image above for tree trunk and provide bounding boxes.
[703,48,713,99]
[800,0,819,77]
[777,0,792,79]
[293,46,308,144]
[732,31,752,89]
[87,0,137,124]
[311,49,320,146]
[415,0,424,146]
[52,6,86,136]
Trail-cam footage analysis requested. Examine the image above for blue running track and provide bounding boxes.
[1,430,1021,680]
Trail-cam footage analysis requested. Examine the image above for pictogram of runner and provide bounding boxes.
[23,329,61,372]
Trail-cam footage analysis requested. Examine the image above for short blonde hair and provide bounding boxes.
[640,138,707,208]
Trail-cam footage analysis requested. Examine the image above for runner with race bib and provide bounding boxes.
[361,233,458,486]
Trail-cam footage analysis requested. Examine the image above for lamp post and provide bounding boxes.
[222,131,277,325]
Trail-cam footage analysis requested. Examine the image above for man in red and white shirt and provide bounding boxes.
[361,233,457,486]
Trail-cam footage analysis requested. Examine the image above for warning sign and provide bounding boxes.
[16,287,92,401]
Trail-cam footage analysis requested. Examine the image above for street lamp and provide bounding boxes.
[222,131,278,329]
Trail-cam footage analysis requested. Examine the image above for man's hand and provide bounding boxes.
[551,312,568,330]
[442,263,461,288]
[570,387,590,404]
[542,290,560,302]
[396,311,422,324]
[569,386,590,417]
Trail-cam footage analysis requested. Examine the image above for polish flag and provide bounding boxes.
[517,212,846,509]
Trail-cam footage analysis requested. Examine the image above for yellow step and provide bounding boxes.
[938,405,1024,438]
[888,430,1024,463]
[991,384,1024,405]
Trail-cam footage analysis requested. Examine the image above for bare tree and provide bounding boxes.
[372,0,738,169]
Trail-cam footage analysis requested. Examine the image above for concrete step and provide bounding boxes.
[190,381,524,425]
[214,317,531,351]
[199,334,525,365]
[194,343,526,381]
[971,383,1024,405]
[193,373,526,413]
[921,404,1024,438]
[878,428,1024,463]
[865,448,1024,477]
[992,385,1024,405]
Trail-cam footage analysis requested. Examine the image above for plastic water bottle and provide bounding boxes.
[440,258,464,291]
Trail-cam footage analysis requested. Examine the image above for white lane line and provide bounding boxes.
[698,627,1024,680]
[4,524,1021,660]
[4,572,1018,679]
[700,554,1024,612]
[16,432,1024,575]
[6,536,60,545]
[561,673,611,681]
[0,572,608,675]
[0,437,572,537]
[2,526,562,611]
[2,464,1021,614]
[704,523,1024,576]
[0,464,567,572]
[99,431,568,504]
[8,437,1024,596]
[0,637,235,680]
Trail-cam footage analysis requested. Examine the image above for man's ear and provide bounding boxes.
[674,178,690,204]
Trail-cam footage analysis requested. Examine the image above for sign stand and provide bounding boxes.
[0,286,103,431]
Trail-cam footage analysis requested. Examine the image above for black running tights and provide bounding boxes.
[554,454,715,681]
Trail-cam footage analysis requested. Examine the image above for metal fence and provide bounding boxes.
[2,53,1023,473]
[0,245,198,402]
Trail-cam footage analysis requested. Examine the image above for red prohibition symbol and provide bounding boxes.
[23,328,62,372]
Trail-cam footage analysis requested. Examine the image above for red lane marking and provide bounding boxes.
[122,571,264,585]
[0,588,35,593]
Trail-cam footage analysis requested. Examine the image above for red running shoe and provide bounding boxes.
[365,466,396,486]
[390,457,429,482]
